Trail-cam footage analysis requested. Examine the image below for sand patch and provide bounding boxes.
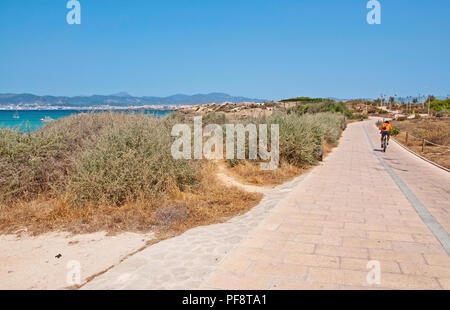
[0,231,154,289]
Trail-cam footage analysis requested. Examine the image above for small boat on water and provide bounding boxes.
[40,116,54,123]
[12,111,20,119]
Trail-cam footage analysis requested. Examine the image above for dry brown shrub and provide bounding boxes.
[0,163,261,236]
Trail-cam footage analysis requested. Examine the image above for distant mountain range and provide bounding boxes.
[0,92,265,110]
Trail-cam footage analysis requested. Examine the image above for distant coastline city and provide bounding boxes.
[0,92,266,131]
[0,92,265,111]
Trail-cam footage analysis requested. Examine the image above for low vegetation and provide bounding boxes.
[0,114,198,206]
[390,118,450,169]
[286,99,367,120]
[271,112,344,166]
[0,103,348,234]
[430,98,450,115]
[225,112,345,184]
[0,113,261,234]
[280,97,335,103]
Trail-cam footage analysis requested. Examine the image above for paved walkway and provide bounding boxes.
[84,119,450,290]
[82,173,308,289]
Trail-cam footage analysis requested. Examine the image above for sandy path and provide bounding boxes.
[216,164,270,194]
[0,231,154,289]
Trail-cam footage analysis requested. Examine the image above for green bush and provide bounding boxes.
[430,99,450,112]
[391,128,401,136]
[280,97,334,103]
[269,113,344,167]
[350,113,368,120]
[202,112,226,125]
[224,112,344,169]
[0,113,200,207]
[0,128,65,202]
[437,110,447,117]
[66,115,199,207]
[0,113,105,202]
[288,101,352,117]
[368,107,389,115]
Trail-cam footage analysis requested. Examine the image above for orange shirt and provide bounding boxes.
[381,123,392,132]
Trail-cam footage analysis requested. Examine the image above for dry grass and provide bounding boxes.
[391,118,450,169]
[393,132,450,169]
[0,163,261,235]
[391,118,450,145]
[225,160,305,186]
[224,140,337,186]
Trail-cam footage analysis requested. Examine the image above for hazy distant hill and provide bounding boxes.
[0,92,265,109]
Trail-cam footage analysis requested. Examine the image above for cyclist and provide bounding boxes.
[380,120,392,148]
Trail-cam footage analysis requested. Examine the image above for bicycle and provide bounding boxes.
[381,132,388,152]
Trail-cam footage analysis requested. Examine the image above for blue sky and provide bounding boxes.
[1,0,449,100]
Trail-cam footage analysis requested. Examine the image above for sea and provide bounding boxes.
[0,109,173,132]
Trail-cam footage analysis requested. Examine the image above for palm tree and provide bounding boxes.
[426,95,436,102]
[426,94,435,116]
[412,97,418,114]
[406,96,412,114]
[389,96,395,110]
